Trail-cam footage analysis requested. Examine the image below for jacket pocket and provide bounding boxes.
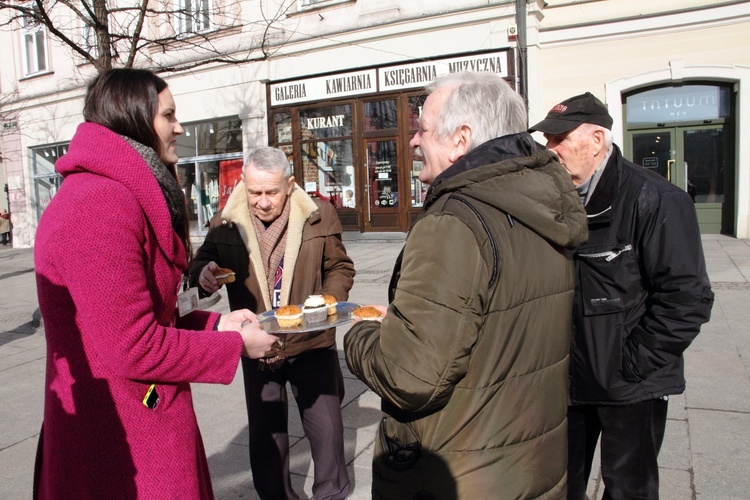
[378,416,422,471]
[577,244,641,316]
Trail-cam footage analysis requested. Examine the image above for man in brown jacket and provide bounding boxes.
[190,146,355,499]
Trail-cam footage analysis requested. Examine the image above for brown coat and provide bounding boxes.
[189,183,355,357]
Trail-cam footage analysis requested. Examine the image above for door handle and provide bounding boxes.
[365,166,371,223]
[667,159,675,183]
[684,161,689,192]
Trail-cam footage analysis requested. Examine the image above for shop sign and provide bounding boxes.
[379,51,509,92]
[271,69,378,106]
[305,114,345,130]
[270,50,509,106]
[626,85,729,124]
[642,157,659,169]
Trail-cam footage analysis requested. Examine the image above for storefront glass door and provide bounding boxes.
[364,138,400,230]
[625,83,733,234]
[630,125,726,233]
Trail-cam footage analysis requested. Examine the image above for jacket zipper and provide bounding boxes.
[579,244,633,262]
[586,206,613,218]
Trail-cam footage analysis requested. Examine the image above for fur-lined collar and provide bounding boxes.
[220,182,320,309]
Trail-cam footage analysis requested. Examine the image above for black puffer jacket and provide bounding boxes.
[345,133,588,499]
[569,145,714,405]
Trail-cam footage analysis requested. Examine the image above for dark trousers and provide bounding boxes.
[568,398,669,500]
[242,345,350,500]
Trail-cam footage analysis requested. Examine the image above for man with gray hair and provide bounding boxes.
[190,146,355,499]
[530,93,714,499]
[344,72,587,498]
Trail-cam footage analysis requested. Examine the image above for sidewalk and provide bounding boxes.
[1,234,749,499]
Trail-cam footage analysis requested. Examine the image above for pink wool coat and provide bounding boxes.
[33,123,244,499]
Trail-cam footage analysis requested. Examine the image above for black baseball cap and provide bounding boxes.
[529,92,613,134]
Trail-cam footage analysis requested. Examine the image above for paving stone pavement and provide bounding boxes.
[1,233,749,499]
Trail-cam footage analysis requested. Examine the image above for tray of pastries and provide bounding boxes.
[257,295,362,334]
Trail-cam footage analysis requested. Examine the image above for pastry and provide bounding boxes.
[322,294,338,316]
[303,295,328,323]
[213,267,236,285]
[352,305,383,321]
[275,305,303,327]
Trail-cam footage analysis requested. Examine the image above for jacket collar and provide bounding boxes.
[584,145,622,223]
[427,132,541,201]
[221,183,319,309]
[418,132,588,250]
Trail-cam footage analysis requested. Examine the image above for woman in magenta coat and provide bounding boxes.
[33,69,277,499]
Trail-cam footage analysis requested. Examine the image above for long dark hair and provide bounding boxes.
[84,68,166,157]
[83,68,191,256]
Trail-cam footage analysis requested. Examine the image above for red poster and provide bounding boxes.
[219,159,243,210]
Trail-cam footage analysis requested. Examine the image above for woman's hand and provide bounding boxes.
[218,308,256,332]
[218,309,278,358]
[238,316,280,358]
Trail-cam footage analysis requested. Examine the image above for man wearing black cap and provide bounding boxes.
[530,93,715,499]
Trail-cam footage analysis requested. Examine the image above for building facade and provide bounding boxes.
[1,0,748,247]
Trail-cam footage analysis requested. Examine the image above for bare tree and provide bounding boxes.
[0,0,297,74]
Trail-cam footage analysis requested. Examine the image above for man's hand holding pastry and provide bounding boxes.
[199,261,235,294]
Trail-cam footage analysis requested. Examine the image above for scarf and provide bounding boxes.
[251,200,291,298]
[121,136,186,234]
[251,200,291,371]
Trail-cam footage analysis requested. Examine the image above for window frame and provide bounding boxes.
[30,143,67,220]
[20,3,49,76]
[81,2,99,59]
[298,0,351,10]
[174,0,213,36]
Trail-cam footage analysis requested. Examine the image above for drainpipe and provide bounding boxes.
[516,0,529,113]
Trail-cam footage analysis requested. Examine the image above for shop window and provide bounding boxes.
[274,112,293,144]
[364,99,397,131]
[408,95,428,207]
[176,117,243,234]
[30,144,67,220]
[300,105,352,140]
[279,144,294,163]
[21,4,48,76]
[297,105,355,208]
[176,117,242,157]
[301,140,354,209]
[178,160,225,229]
[408,95,426,130]
[175,0,212,35]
